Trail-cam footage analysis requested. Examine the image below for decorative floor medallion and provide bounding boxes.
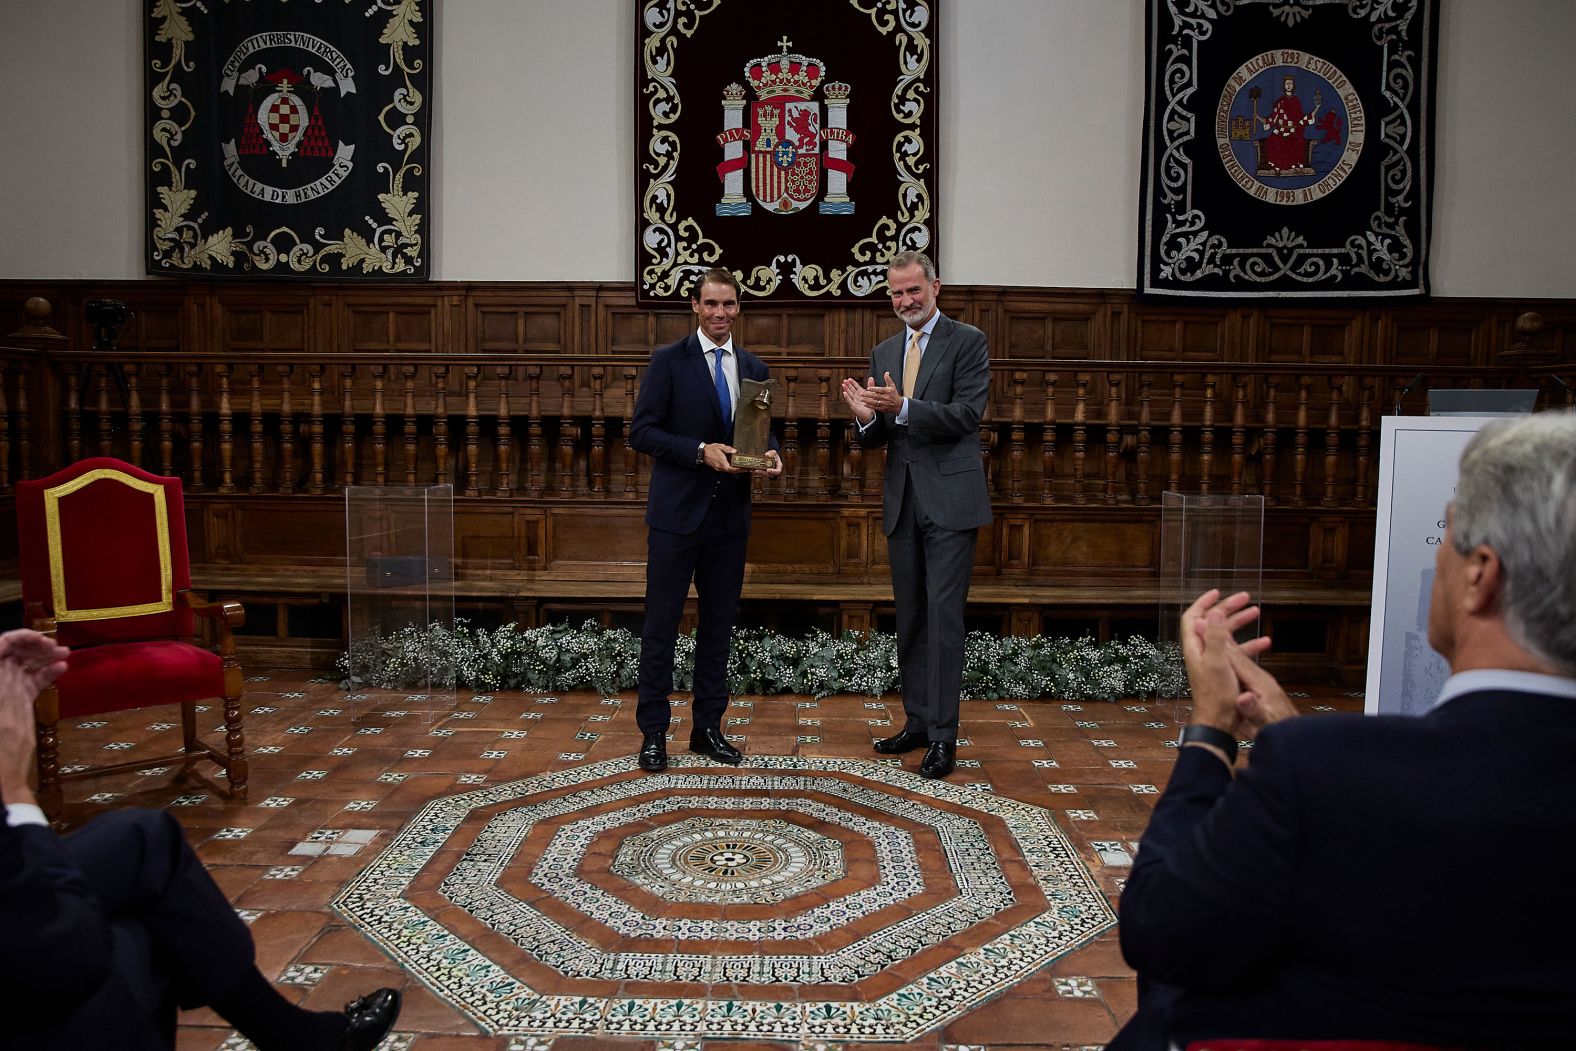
[614,816,845,903]
[335,754,1116,1041]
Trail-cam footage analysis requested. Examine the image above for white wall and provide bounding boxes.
[1,0,1572,298]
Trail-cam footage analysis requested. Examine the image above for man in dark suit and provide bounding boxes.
[1112,410,1576,1048]
[839,251,992,779]
[629,268,781,773]
[0,630,401,1050]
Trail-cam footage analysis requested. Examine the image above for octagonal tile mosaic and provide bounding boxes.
[334,754,1115,1041]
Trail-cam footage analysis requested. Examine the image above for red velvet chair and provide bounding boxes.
[16,457,248,819]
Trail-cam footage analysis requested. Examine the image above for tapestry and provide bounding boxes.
[1139,0,1437,300]
[636,0,938,304]
[145,0,430,279]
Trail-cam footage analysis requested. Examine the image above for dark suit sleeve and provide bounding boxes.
[1119,731,1300,991]
[907,323,989,439]
[629,344,704,468]
[0,817,116,1012]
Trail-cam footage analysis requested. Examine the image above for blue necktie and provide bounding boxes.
[713,347,731,421]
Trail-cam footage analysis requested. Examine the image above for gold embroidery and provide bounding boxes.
[43,468,174,622]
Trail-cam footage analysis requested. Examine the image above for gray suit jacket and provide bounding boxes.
[855,314,993,535]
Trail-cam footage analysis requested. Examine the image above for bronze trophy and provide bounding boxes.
[728,377,777,469]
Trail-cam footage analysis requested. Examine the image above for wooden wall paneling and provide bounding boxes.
[1308,515,1351,579]
[746,509,842,578]
[967,517,998,578]
[834,508,872,577]
[223,499,345,569]
[1027,515,1156,581]
[1378,309,1491,368]
[471,289,575,355]
[6,279,1571,675]
[1254,308,1368,365]
[338,293,445,355]
[1130,305,1237,363]
[538,505,647,580]
[1000,513,1032,573]
[603,291,695,358]
[996,296,1108,361]
[212,289,312,356]
[511,509,546,570]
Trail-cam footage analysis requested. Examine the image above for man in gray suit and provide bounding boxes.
[840,251,992,778]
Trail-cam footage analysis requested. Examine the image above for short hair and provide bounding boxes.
[887,250,937,282]
[1452,409,1576,675]
[691,267,741,300]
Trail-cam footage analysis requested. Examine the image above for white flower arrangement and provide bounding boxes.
[338,620,1187,702]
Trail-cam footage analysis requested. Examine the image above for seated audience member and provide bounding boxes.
[0,629,401,1050]
[1111,411,1576,1049]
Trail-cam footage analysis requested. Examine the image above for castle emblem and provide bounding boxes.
[715,38,855,216]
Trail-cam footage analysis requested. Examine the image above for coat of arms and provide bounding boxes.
[715,38,855,216]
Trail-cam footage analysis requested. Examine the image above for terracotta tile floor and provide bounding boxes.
[45,672,1361,1050]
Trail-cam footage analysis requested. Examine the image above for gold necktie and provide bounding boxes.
[901,329,922,397]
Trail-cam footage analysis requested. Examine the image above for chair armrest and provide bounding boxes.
[23,601,58,637]
[180,591,246,629]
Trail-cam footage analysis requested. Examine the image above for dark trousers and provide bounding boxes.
[13,809,256,1050]
[887,485,977,743]
[636,499,748,735]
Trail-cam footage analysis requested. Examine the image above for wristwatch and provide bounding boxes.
[696,442,706,464]
[1178,724,1238,764]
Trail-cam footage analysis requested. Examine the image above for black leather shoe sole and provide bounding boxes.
[873,730,928,754]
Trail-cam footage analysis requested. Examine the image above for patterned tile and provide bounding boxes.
[336,754,1116,1040]
[47,666,1362,1049]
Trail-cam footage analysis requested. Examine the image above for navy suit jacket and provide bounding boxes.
[1114,688,1576,1048]
[629,333,773,537]
[0,810,119,1023]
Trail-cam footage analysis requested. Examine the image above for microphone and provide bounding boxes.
[1393,373,1425,416]
[1549,374,1572,404]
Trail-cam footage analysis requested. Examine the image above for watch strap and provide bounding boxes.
[1179,723,1239,764]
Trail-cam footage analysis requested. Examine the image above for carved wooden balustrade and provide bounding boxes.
[1,293,1569,677]
[8,352,1568,505]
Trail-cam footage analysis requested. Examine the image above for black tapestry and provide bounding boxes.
[145,0,431,278]
[1139,0,1437,300]
[636,0,939,304]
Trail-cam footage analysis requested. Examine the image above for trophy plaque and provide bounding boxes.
[729,377,777,469]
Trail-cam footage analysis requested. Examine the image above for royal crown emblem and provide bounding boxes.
[715,38,856,216]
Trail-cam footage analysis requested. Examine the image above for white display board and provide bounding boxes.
[1364,416,1498,715]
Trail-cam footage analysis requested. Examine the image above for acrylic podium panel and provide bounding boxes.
[345,485,456,724]
[1158,493,1264,700]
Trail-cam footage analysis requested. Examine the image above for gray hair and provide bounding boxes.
[1452,409,1576,675]
[887,250,937,282]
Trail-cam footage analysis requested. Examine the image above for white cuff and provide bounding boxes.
[5,802,48,828]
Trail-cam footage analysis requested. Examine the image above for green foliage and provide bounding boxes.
[338,621,1185,702]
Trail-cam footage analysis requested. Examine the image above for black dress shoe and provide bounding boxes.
[335,987,400,1050]
[689,725,743,764]
[873,728,928,754]
[638,731,668,772]
[919,741,956,779]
